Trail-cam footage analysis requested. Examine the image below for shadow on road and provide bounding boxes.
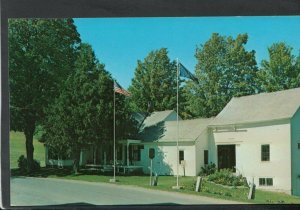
[12,202,96,209]
[12,202,184,209]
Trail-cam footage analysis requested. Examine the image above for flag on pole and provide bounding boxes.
[179,63,199,84]
[114,81,131,97]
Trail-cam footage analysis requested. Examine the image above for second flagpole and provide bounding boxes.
[172,58,181,190]
[176,58,179,188]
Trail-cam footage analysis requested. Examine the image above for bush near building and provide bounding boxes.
[207,169,248,187]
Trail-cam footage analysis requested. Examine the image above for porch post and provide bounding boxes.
[104,151,107,165]
[93,146,97,165]
[127,142,129,166]
[45,145,48,166]
[122,144,125,165]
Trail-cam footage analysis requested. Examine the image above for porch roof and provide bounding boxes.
[118,139,141,144]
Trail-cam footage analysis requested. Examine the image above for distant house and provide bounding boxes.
[208,88,300,196]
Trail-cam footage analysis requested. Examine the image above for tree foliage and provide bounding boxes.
[257,42,300,92]
[128,48,177,112]
[42,44,137,173]
[9,19,81,171]
[184,33,258,118]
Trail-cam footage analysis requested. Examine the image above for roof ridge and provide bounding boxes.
[234,87,300,100]
[151,109,174,113]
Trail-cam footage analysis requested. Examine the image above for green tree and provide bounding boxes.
[9,19,81,171]
[42,44,136,173]
[257,42,300,92]
[184,33,258,118]
[128,48,177,112]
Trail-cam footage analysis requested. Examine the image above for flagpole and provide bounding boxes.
[114,81,116,181]
[176,58,179,188]
[110,80,117,182]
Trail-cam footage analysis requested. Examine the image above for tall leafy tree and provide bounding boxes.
[9,19,81,171]
[184,33,258,118]
[128,48,177,112]
[257,42,300,92]
[42,44,136,173]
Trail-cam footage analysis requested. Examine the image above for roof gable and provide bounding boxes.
[140,110,179,130]
[139,118,213,142]
[210,88,300,126]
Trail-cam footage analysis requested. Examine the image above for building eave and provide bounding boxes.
[208,117,291,129]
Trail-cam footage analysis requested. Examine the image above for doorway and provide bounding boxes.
[217,145,236,172]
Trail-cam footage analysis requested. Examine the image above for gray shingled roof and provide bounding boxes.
[139,118,214,142]
[140,110,178,130]
[210,87,300,126]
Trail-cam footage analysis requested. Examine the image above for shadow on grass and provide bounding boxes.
[11,167,150,178]
[11,167,74,178]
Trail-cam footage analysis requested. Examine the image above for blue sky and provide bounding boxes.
[74,16,300,89]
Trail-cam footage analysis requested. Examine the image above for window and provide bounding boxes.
[266,178,273,186]
[259,178,273,186]
[298,143,300,149]
[261,144,270,161]
[132,145,141,161]
[204,150,208,165]
[259,178,265,186]
[179,150,184,163]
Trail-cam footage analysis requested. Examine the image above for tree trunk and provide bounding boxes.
[25,129,35,173]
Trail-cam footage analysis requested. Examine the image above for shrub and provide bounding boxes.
[224,192,232,197]
[199,162,216,176]
[18,155,28,172]
[207,168,248,187]
[18,155,41,173]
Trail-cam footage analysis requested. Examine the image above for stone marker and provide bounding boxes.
[248,182,256,200]
[172,185,183,189]
[109,178,119,183]
[195,176,202,192]
[152,173,159,186]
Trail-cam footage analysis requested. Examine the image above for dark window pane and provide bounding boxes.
[266,178,273,186]
[259,178,265,186]
[179,150,184,163]
[298,143,300,149]
[133,145,141,161]
[261,145,270,161]
[204,150,208,165]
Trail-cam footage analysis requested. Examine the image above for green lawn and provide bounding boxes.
[10,131,45,168]
[10,131,300,204]
[51,175,300,204]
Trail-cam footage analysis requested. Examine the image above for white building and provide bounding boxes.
[44,88,300,196]
[208,88,300,195]
[135,114,213,176]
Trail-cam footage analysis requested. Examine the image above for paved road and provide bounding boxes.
[11,177,244,206]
